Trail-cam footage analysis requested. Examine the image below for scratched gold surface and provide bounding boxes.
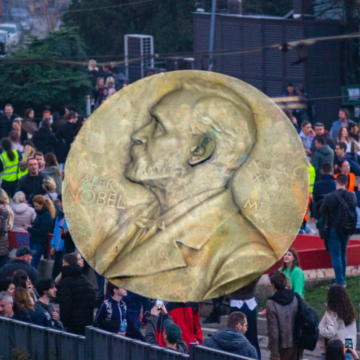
[63,70,309,301]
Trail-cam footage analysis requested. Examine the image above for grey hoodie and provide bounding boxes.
[41,166,62,194]
[203,328,258,359]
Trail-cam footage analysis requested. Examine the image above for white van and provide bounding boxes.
[0,24,19,46]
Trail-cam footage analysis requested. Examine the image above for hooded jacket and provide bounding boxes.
[41,166,62,195]
[312,145,334,180]
[203,328,258,358]
[57,264,95,332]
[266,289,299,358]
[28,208,53,245]
[11,203,36,232]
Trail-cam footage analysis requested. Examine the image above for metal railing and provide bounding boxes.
[0,316,253,360]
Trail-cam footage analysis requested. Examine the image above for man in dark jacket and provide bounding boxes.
[94,281,127,335]
[320,174,357,286]
[15,158,46,202]
[312,163,336,219]
[203,312,258,359]
[0,104,19,138]
[266,271,302,360]
[57,253,95,335]
[0,291,31,322]
[310,122,336,154]
[312,137,334,181]
[32,119,57,156]
[334,142,360,176]
[0,247,40,287]
[145,304,188,354]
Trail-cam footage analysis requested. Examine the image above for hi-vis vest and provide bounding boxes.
[334,172,355,192]
[0,150,19,182]
[17,167,28,180]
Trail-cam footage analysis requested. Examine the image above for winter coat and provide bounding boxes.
[318,310,357,353]
[41,166,62,194]
[312,145,334,180]
[27,305,48,326]
[145,314,188,354]
[156,302,203,349]
[266,289,299,358]
[203,328,258,359]
[320,189,357,228]
[0,259,40,287]
[312,175,336,217]
[32,127,57,155]
[57,264,95,331]
[15,173,46,202]
[11,203,36,232]
[0,204,9,256]
[94,295,127,333]
[12,302,32,323]
[27,208,53,245]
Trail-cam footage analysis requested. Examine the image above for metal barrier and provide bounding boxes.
[189,343,255,360]
[0,317,256,360]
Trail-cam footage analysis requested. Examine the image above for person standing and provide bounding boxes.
[0,104,19,138]
[337,127,351,153]
[312,137,334,181]
[0,138,22,197]
[320,174,357,286]
[22,195,55,269]
[32,119,57,155]
[94,281,128,335]
[57,253,95,335]
[334,143,360,176]
[11,191,36,232]
[310,122,336,154]
[319,286,357,360]
[16,158,46,203]
[0,199,9,268]
[41,153,62,194]
[229,278,261,359]
[203,311,258,358]
[299,121,314,160]
[280,248,306,297]
[334,161,356,192]
[266,271,302,360]
[18,145,36,180]
[330,109,356,140]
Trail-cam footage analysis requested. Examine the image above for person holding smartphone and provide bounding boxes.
[319,287,357,360]
[325,339,359,360]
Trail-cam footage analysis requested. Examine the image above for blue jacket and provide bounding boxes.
[94,295,127,334]
[312,174,336,219]
[51,213,67,251]
[28,208,53,245]
[203,328,258,359]
[27,305,48,326]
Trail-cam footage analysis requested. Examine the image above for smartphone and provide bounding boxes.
[345,338,353,350]
[156,300,163,309]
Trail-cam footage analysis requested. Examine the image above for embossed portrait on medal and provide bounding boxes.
[63,71,309,301]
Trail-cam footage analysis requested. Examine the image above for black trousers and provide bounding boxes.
[52,251,63,279]
[230,303,261,360]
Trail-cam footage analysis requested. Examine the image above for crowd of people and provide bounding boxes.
[0,78,357,360]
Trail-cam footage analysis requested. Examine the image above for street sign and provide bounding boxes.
[342,85,360,105]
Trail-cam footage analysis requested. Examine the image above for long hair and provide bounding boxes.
[325,339,345,360]
[0,189,10,205]
[24,108,34,120]
[32,195,56,219]
[280,248,301,274]
[1,138,14,161]
[13,269,29,289]
[12,288,34,311]
[96,77,104,91]
[44,153,61,176]
[19,145,36,172]
[327,286,356,326]
[337,126,349,143]
[9,130,20,144]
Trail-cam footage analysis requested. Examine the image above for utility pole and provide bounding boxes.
[208,0,216,71]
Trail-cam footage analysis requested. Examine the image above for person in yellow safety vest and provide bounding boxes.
[0,138,22,198]
[309,164,315,196]
[18,145,36,180]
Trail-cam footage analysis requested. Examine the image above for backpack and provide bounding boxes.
[294,293,319,351]
[333,191,357,235]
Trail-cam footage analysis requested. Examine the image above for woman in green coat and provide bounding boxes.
[280,248,306,297]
